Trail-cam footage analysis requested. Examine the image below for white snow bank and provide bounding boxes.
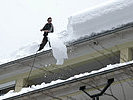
[1,60,133,100]
[48,33,68,65]
[67,0,133,40]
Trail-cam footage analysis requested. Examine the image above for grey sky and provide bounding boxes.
[0,0,109,58]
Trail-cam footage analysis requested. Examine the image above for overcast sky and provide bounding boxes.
[0,0,109,59]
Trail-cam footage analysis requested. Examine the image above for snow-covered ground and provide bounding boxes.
[0,60,133,99]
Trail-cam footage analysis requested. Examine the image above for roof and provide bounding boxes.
[0,22,133,68]
[2,60,133,100]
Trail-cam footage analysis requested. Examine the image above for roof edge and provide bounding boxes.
[1,22,133,69]
[4,62,133,100]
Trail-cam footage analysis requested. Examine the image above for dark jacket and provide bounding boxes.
[41,23,54,36]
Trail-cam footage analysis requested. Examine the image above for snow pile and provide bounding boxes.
[67,0,133,40]
[48,33,68,65]
[0,60,133,99]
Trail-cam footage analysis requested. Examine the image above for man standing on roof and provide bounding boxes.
[38,17,54,51]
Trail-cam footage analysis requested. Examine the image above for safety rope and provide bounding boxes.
[24,51,38,87]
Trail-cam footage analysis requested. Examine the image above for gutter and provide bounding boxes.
[4,62,133,100]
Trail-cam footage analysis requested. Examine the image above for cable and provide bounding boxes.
[28,41,132,100]
[14,40,129,100]
[43,92,63,100]
[85,43,127,99]
[24,51,38,87]
[99,44,126,62]
[116,78,126,100]
[17,45,117,99]
[88,44,117,63]
[66,96,77,100]
[97,43,132,100]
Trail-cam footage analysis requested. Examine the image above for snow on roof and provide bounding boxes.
[70,0,133,24]
[0,33,68,66]
[1,0,133,65]
[1,60,133,100]
[66,0,133,40]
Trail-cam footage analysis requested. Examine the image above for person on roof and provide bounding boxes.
[38,17,54,51]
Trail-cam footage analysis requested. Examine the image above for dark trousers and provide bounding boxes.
[38,36,48,51]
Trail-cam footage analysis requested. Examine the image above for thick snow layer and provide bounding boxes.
[48,33,68,65]
[0,60,133,99]
[67,0,133,40]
